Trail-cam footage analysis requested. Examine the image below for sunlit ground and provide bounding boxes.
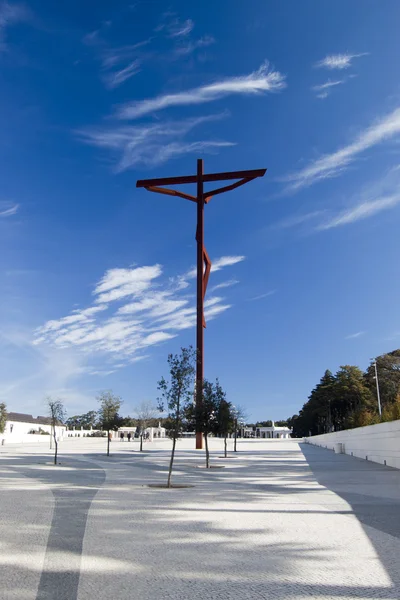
[1,438,399,599]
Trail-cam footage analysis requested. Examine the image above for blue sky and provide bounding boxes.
[1,0,400,421]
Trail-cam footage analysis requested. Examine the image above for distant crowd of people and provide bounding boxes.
[107,431,152,442]
[119,431,150,442]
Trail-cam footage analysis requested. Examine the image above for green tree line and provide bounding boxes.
[289,349,400,437]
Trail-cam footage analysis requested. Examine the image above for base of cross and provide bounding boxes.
[196,432,203,449]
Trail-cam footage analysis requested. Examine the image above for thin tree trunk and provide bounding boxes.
[205,433,210,468]
[167,392,180,487]
[234,419,237,452]
[54,432,58,465]
[140,435,143,452]
[167,437,176,488]
[107,430,110,456]
[224,435,227,458]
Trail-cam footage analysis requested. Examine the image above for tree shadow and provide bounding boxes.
[0,455,105,600]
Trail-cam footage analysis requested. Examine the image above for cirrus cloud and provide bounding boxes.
[115,61,286,120]
[282,106,400,193]
[77,112,234,171]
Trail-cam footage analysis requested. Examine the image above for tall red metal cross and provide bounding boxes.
[136,159,266,449]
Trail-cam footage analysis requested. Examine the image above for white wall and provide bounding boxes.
[305,419,400,469]
[2,420,66,444]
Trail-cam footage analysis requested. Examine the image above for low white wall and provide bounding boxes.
[2,434,56,445]
[305,419,400,469]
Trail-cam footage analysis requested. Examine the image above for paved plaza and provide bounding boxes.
[0,438,400,600]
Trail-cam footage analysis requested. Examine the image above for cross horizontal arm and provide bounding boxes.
[145,185,197,203]
[136,167,266,188]
[202,168,266,183]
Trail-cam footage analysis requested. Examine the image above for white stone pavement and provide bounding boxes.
[0,437,400,599]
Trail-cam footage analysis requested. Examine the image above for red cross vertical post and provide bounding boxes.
[136,159,266,449]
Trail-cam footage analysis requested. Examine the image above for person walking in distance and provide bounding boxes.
[120,432,124,442]
[127,432,131,442]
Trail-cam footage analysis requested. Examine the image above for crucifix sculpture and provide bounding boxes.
[136,159,266,448]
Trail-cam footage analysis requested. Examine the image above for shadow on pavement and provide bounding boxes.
[300,443,400,593]
[1,455,105,600]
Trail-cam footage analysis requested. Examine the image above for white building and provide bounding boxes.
[117,423,166,441]
[1,412,66,444]
[243,421,292,439]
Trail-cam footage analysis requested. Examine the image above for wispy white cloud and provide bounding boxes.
[151,297,232,332]
[312,79,345,92]
[250,290,276,301]
[87,369,116,376]
[345,331,365,340]
[318,194,400,230]
[94,265,162,303]
[115,61,286,120]
[78,112,233,170]
[167,17,194,38]
[185,255,245,279]
[156,14,215,59]
[100,40,151,68]
[315,53,368,70]
[274,210,326,229]
[34,255,242,364]
[84,14,211,88]
[213,255,245,272]
[83,30,151,88]
[0,202,19,217]
[312,79,345,99]
[35,304,108,336]
[155,13,194,37]
[282,106,400,193]
[103,59,141,88]
[210,279,239,292]
[0,1,29,50]
[174,35,215,57]
[99,40,152,88]
[316,165,400,230]
[116,293,172,315]
[82,29,101,46]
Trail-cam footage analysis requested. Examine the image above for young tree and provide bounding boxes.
[189,379,219,468]
[231,405,248,452]
[47,397,66,465]
[135,400,158,451]
[213,381,236,457]
[97,390,123,456]
[202,380,217,467]
[218,399,233,458]
[0,402,7,434]
[158,347,195,488]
